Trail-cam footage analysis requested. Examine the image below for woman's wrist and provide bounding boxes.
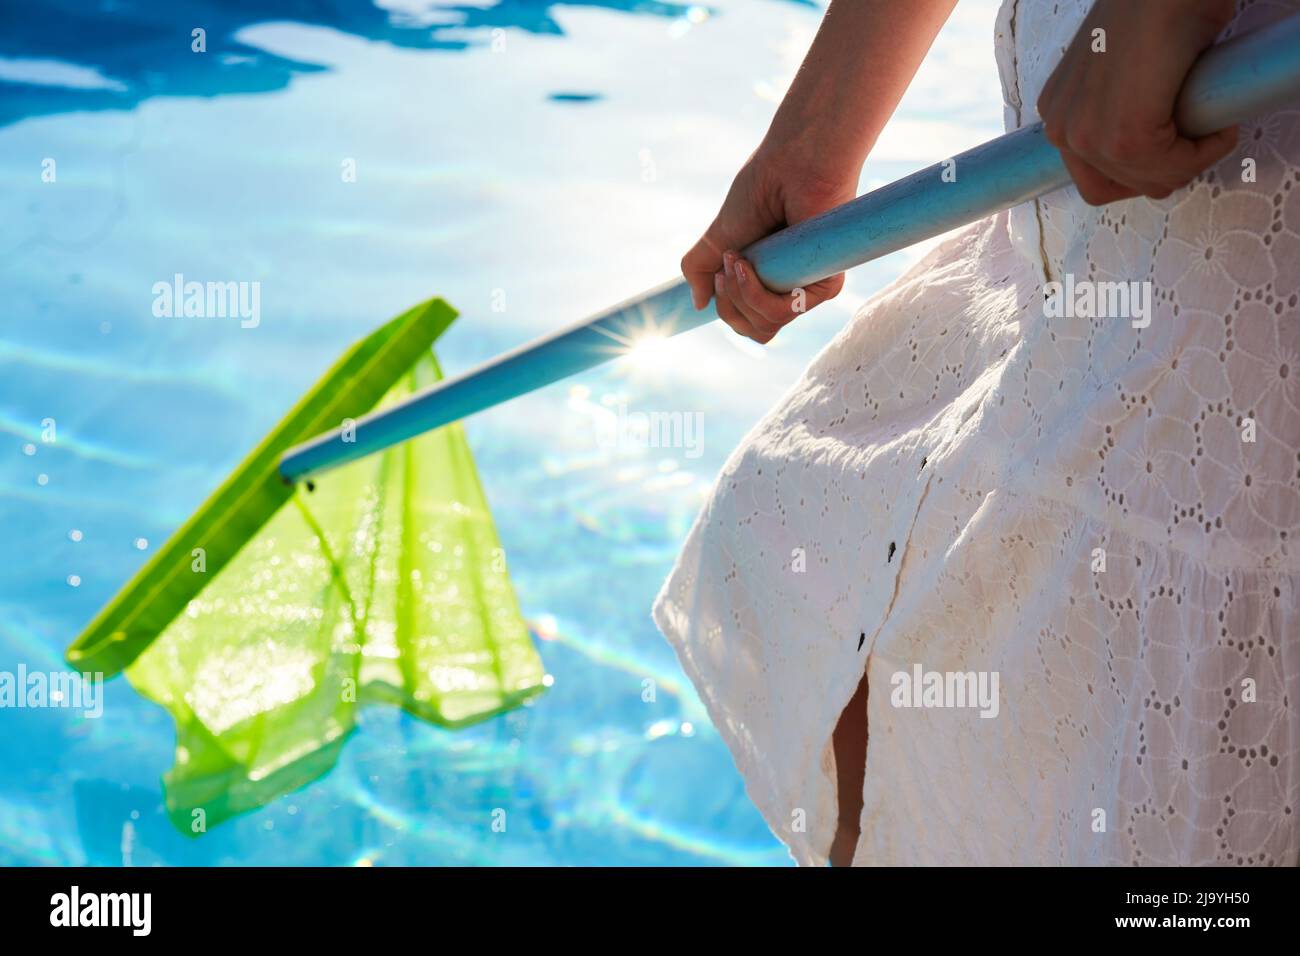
[759,90,875,191]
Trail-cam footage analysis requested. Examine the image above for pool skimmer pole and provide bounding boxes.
[280,14,1300,484]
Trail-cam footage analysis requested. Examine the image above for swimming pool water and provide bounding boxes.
[0,0,1002,865]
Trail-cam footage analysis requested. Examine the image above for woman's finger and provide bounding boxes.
[731,253,845,328]
[1142,126,1239,187]
[800,272,847,314]
[718,254,781,339]
[723,276,782,341]
[720,271,779,343]
[682,234,725,310]
[713,271,764,341]
[730,255,799,331]
[1089,125,1240,199]
[1059,149,1141,206]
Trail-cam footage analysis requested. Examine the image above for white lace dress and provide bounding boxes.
[653,0,1300,865]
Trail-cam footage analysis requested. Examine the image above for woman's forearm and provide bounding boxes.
[762,0,959,183]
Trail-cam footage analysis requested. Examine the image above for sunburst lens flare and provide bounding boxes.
[623,331,677,375]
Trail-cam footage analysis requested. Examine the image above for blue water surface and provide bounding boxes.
[0,0,1002,865]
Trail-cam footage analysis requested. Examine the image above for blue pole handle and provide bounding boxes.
[281,15,1300,483]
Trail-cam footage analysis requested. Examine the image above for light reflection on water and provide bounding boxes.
[0,0,1001,865]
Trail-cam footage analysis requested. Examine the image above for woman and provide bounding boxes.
[654,0,1299,865]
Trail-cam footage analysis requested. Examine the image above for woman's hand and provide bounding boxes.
[1037,0,1239,205]
[681,150,857,344]
[681,0,960,343]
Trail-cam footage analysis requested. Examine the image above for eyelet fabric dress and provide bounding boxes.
[652,0,1300,865]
